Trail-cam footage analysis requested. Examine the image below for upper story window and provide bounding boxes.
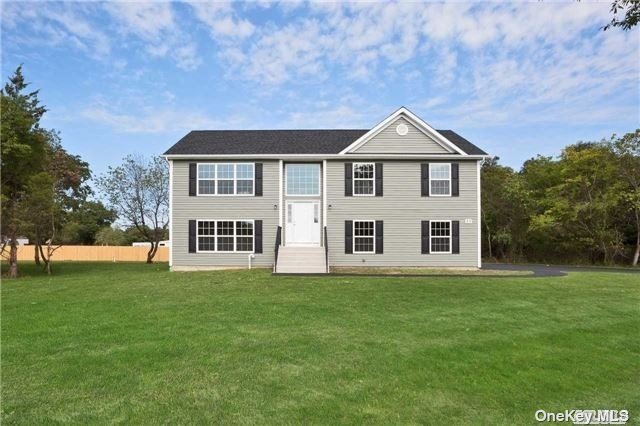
[430,163,451,196]
[197,163,254,196]
[430,220,451,253]
[353,162,375,196]
[286,164,320,196]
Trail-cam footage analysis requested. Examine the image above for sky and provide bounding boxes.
[2,1,639,176]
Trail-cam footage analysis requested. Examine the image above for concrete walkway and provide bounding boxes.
[483,263,640,277]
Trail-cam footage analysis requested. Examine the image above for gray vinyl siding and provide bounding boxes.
[171,160,278,268]
[352,117,452,154]
[325,160,479,267]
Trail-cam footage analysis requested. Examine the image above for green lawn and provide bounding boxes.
[2,263,639,424]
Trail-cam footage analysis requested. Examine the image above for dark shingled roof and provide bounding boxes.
[164,129,487,156]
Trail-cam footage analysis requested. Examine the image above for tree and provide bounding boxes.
[28,132,92,266]
[95,226,126,246]
[536,143,625,264]
[1,66,48,278]
[97,155,169,263]
[603,0,640,31]
[481,158,532,261]
[22,172,61,274]
[121,225,169,246]
[611,130,640,265]
[60,201,117,245]
[520,156,564,262]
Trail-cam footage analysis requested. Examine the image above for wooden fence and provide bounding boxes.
[14,245,169,262]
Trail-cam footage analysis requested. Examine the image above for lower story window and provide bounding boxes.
[354,220,375,253]
[430,221,451,253]
[197,220,254,252]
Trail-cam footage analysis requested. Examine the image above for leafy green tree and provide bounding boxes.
[97,155,169,263]
[120,225,169,246]
[22,172,61,274]
[481,158,532,261]
[95,226,127,246]
[1,66,48,277]
[60,201,117,245]
[28,133,92,264]
[520,156,564,261]
[611,130,640,265]
[533,143,624,264]
[603,0,640,31]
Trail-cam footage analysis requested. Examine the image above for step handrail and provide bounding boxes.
[324,226,329,273]
[274,226,282,272]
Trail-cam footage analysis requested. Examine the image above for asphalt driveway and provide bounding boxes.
[483,263,640,277]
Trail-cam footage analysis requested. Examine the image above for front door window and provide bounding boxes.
[286,201,321,245]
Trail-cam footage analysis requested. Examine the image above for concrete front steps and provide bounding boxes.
[275,246,327,274]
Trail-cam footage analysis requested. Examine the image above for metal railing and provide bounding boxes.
[274,226,282,272]
[323,226,329,273]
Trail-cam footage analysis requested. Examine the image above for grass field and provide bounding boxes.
[2,262,638,424]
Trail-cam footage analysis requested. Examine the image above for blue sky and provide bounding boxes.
[2,1,638,175]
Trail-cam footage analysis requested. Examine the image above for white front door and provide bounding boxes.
[286,201,320,246]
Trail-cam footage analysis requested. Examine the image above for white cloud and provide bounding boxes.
[188,1,255,39]
[104,2,174,40]
[2,2,111,58]
[286,105,367,129]
[105,2,201,71]
[81,104,249,133]
[209,1,636,127]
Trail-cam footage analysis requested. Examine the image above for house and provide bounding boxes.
[163,107,488,273]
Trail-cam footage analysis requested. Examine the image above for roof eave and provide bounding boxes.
[163,153,490,160]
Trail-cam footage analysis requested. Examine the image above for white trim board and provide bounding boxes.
[338,107,467,156]
[168,159,173,268]
[164,154,487,160]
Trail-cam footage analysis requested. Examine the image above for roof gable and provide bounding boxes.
[351,116,452,154]
[340,107,466,155]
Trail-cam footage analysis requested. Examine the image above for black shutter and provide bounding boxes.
[452,220,460,254]
[254,220,263,253]
[421,163,429,196]
[255,163,263,196]
[421,220,430,254]
[189,163,197,196]
[375,220,383,254]
[451,163,459,197]
[345,220,353,254]
[375,163,383,196]
[188,220,197,253]
[345,163,353,196]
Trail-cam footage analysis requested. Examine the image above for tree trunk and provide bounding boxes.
[484,221,492,259]
[633,230,640,267]
[146,241,158,264]
[34,240,41,265]
[8,240,18,278]
[633,210,640,267]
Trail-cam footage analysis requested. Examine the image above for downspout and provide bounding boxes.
[248,253,255,269]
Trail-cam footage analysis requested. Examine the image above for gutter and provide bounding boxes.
[162,154,490,161]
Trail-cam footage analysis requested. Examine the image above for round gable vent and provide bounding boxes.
[396,123,408,136]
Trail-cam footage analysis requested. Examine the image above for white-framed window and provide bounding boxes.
[430,163,451,196]
[197,163,254,196]
[353,220,375,253]
[196,220,254,253]
[285,164,320,196]
[353,162,375,196]
[430,220,451,254]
